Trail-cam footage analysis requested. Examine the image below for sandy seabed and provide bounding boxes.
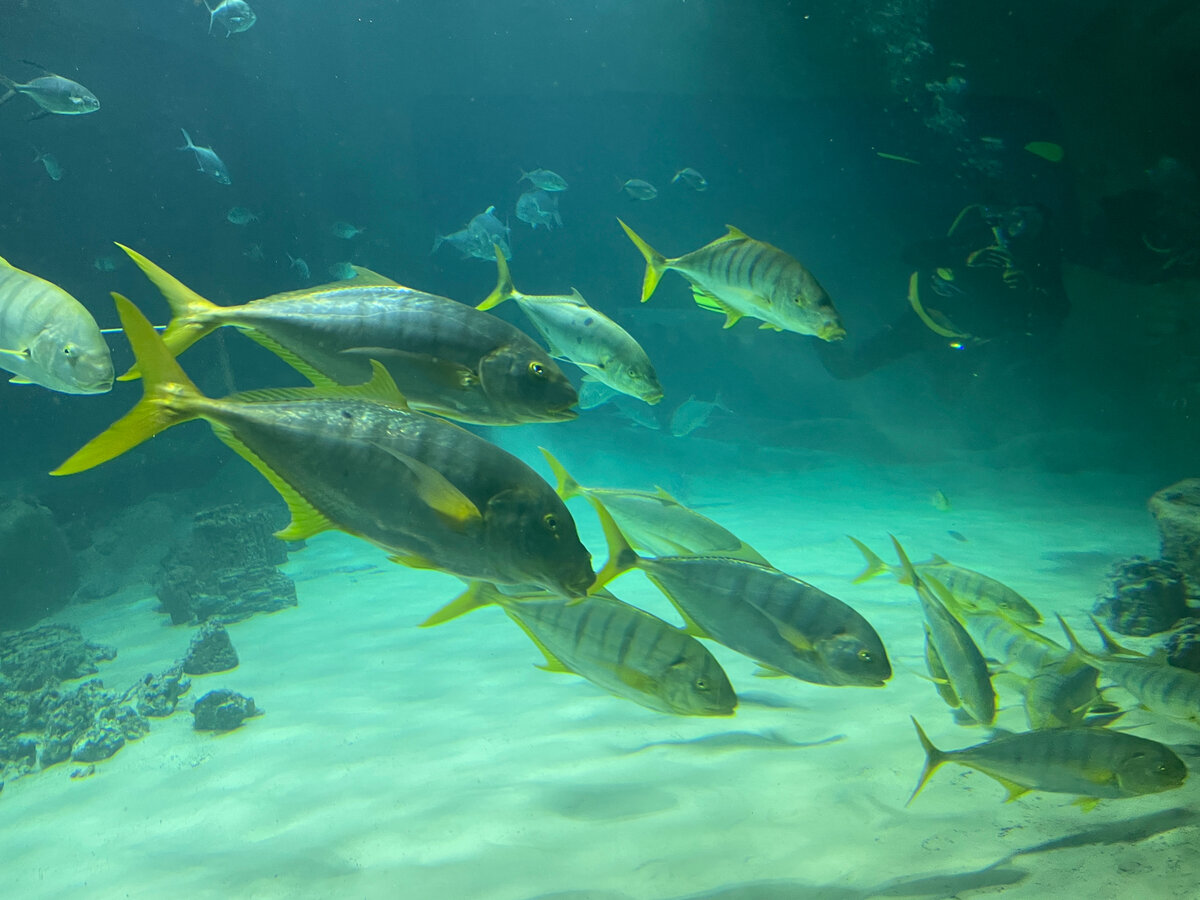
[2,445,1197,900]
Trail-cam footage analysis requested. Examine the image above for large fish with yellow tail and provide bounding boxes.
[0,254,113,394]
[592,497,890,687]
[617,219,845,341]
[113,243,577,426]
[909,718,1186,808]
[53,294,595,597]
[422,582,736,716]
[539,447,769,564]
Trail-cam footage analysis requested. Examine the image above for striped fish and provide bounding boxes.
[540,447,769,564]
[0,254,112,394]
[617,219,845,341]
[893,536,995,726]
[114,243,577,426]
[1059,615,1200,726]
[849,536,1042,625]
[595,498,890,687]
[422,582,736,716]
[910,718,1187,806]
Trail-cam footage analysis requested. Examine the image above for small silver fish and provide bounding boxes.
[93,256,117,273]
[327,262,357,280]
[515,190,562,230]
[178,128,231,185]
[205,0,257,37]
[32,147,63,181]
[331,221,363,239]
[519,168,568,192]
[226,207,258,225]
[621,179,658,200]
[671,167,708,191]
[669,394,730,437]
[0,62,100,117]
[287,254,310,281]
[434,206,512,260]
[243,243,264,261]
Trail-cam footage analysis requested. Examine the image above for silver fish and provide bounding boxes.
[519,168,568,192]
[226,207,258,225]
[178,128,231,185]
[331,221,363,239]
[32,147,63,181]
[205,0,257,37]
[434,206,512,261]
[669,394,730,437]
[621,179,658,200]
[671,167,708,191]
[0,62,99,117]
[0,255,113,394]
[287,254,310,281]
[515,190,562,230]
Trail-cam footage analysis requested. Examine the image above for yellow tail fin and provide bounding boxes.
[115,242,225,379]
[847,535,890,583]
[907,717,948,805]
[617,218,667,303]
[538,446,584,501]
[476,246,517,311]
[420,581,499,627]
[52,293,205,475]
[588,494,640,592]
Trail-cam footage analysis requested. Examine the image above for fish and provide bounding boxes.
[620,179,658,200]
[433,206,512,261]
[53,294,596,597]
[923,627,962,712]
[1059,615,1200,726]
[518,168,568,192]
[948,530,968,542]
[0,62,99,117]
[671,168,708,191]
[287,254,310,281]
[909,718,1187,806]
[539,448,769,564]
[577,379,618,410]
[32,147,63,181]
[226,207,258,225]
[331,221,363,239]
[205,0,257,36]
[114,244,578,426]
[931,488,951,511]
[0,255,113,394]
[1022,656,1110,731]
[612,396,662,430]
[669,394,730,437]
[515,190,562,230]
[422,582,735,716]
[618,219,846,341]
[327,262,357,281]
[848,536,1042,625]
[892,536,995,726]
[243,244,264,261]
[595,499,890,686]
[178,128,231,185]
[479,253,663,405]
[93,256,117,273]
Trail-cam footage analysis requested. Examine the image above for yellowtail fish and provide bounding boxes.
[1022,657,1111,730]
[0,255,113,394]
[53,295,595,598]
[849,536,1042,625]
[0,62,99,117]
[479,252,664,405]
[923,627,963,713]
[909,718,1186,807]
[618,219,845,341]
[1059,615,1200,726]
[596,499,890,687]
[422,582,736,716]
[540,448,769,564]
[671,167,708,191]
[893,536,995,725]
[115,243,577,426]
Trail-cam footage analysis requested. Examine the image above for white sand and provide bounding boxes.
[2,448,1197,900]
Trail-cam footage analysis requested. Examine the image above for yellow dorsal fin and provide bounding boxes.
[720,224,751,241]
[538,446,585,501]
[231,360,409,408]
[208,422,335,542]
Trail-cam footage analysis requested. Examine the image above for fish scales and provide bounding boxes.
[965,614,1064,674]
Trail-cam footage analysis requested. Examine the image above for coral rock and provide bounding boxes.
[1094,556,1190,636]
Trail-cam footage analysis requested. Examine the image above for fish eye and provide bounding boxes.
[694,677,709,691]
[529,362,546,379]
[543,513,558,531]
[62,345,75,356]
[857,649,873,663]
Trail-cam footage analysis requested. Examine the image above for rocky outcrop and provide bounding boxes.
[192,690,260,732]
[1149,478,1200,598]
[182,624,239,675]
[1093,556,1190,636]
[0,499,79,630]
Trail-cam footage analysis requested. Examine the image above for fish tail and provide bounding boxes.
[847,536,890,583]
[420,581,498,626]
[617,218,667,303]
[115,243,224,380]
[907,718,948,805]
[588,495,641,593]
[178,127,194,150]
[889,534,921,587]
[1056,614,1100,664]
[538,447,584,501]
[51,294,205,476]
[477,248,517,311]
[1088,615,1141,657]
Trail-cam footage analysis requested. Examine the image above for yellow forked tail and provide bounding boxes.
[115,242,225,380]
[52,293,204,475]
[477,246,518,312]
[617,218,667,303]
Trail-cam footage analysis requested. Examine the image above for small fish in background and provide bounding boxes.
[519,168,568,192]
[226,207,258,225]
[331,221,363,239]
[243,243,264,261]
[613,395,661,430]
[0,62,100,117]
[327,261,357,280]
[287,254,310,281]
[93,255,117,273]
[948,530,968,543]
[204,0,257,37]
[32,147,63,181]
[178,128,231,185]
[435,206,512,260]
[671,167,708,191]
[931,489,951,511]
[620,178,658,200]
[669,393,731,437]
[578,379,618,410]
[515,190,562,230]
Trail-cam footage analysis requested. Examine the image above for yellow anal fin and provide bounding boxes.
[209,422,335,542]
[505,613,573,673]
[991,775,1031,803]
[614,663,658,695]
[388,553,439,570]
[420,581,496,626]
[690,287,743,328]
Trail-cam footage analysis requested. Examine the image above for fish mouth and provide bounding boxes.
[558,570,597,599]
[818,323,847,342]
[543,406,579,422]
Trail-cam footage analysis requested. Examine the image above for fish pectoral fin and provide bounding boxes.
[753,665,790,678]
[613,664,657,694]
[690,287,744,328]
[0,346,31,359]
[8,375,34,384]
[348,347,479,391]
[388,553,440,570]
[764,615,816,653]
[368,443,482,530]
[991,776,1031,803]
